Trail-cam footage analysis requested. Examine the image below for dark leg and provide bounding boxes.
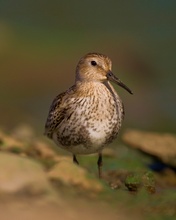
[97,152,103,179]
[73,154,79,165]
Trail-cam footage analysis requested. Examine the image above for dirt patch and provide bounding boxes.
[0,195,134,220]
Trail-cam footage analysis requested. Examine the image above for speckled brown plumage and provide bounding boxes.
[44,52,133,178]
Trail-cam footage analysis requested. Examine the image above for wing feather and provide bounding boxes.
[44,85,76,139]
[44,92,66,138]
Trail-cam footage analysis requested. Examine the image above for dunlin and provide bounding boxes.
[44,53,133,178]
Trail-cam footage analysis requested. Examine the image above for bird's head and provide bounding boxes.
[76,52,133,94]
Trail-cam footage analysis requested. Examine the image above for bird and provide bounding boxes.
[44,52,133,178]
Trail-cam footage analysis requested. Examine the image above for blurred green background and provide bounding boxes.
[0,0,175,132]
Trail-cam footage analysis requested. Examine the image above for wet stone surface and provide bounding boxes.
[122,129,176,168]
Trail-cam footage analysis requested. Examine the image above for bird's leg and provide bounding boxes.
[73,154,79,165]
[97,152,103,179]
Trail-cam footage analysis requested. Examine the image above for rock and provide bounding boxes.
[0,152,53,195]
[103,170,130,189]
[33,141,56,159]
[53,155,71,163]
[122,129,176,167]
[48,159,103,192]
[0,130,25,153]
[11,124,36,142]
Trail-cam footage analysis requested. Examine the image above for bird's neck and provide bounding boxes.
[75,80,118,98]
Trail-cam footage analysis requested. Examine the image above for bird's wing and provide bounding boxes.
[44,92,66,138]
[44,85,77,138]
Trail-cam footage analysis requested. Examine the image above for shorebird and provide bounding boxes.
[44,53,133,178]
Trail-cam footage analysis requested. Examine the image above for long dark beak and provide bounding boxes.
[107,71,133,94]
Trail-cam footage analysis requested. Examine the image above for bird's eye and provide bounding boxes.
[91,61,97,66]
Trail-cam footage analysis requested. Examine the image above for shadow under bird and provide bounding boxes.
[44,52,133,178]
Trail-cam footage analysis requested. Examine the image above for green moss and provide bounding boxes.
[9,147,23,154]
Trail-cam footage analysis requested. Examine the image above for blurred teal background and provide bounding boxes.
[0,0,175,132]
